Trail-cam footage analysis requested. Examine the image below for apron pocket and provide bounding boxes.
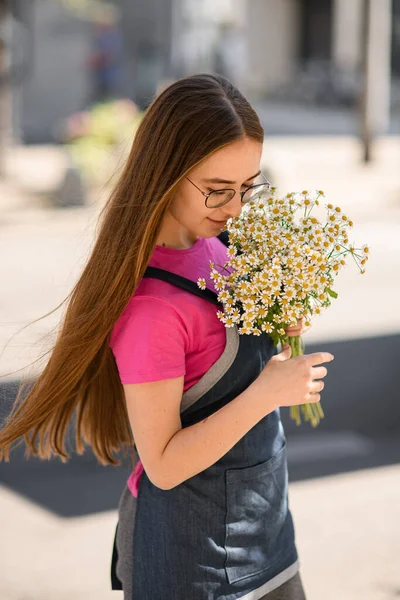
[224,441,288,584]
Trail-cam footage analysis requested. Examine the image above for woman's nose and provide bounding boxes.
[221,195,243,219]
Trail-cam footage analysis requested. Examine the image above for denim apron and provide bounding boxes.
[111,233,300,599]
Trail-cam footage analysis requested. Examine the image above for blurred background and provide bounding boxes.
[0,0,399,599]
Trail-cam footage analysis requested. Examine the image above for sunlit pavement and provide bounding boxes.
[0,138,399,599]
[0,464,398,600]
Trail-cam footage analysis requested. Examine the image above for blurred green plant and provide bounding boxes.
[61,99,142,187]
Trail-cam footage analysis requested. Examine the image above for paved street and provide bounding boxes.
[0,137,399,599]
[0,462,398,600]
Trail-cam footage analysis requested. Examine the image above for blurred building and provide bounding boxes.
[172,0,399,106]
[242,0,399,105]
[6,0,400,143]
[9,0,91,143]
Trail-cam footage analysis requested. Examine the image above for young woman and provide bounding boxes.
[0,74,334,599]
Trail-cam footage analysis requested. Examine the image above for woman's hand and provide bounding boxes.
[284,316,311,337]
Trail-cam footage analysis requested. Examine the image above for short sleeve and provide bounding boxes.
[109,296,188,384]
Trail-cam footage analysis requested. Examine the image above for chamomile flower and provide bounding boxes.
[221,315,235,327]
[230,309,241,322]
[217,290,231,303]
[252,328,262,336]
[242,299,256,312]
[239,324,254,335]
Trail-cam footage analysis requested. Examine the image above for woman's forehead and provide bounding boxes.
[193,139,262,180]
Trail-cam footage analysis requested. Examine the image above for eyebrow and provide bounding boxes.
[201,170,261,185]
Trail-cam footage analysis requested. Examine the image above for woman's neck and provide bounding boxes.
[156,214,198,250]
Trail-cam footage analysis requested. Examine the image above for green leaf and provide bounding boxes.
[326,288,338,299]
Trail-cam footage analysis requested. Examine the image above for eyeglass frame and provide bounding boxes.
[185,173,272,209]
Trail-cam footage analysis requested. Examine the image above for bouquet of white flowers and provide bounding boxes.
[198,188,370,427]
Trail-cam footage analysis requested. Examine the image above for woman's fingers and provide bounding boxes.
[309,366,328,394]
[285,323,311,336]
[311,366,328,379]
[310,379,325,393]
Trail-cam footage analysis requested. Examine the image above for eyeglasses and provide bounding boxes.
[186,173,272,209]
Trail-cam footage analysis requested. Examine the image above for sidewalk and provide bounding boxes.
[261,135,400,222]
[254,99,400,136]
[0,462,398,600]
[0,139,399,599]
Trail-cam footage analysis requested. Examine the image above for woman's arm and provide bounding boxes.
[123,376,276,490]
[123,345,330,490]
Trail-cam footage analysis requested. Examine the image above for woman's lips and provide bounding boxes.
[208,217,227,226]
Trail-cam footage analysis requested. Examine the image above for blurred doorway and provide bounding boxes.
[300,0,333,63]
[393,0,400,76]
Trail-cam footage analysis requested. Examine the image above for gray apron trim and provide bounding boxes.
[240,560,301,600]
[115,485,136,600]
[180,325,240,412]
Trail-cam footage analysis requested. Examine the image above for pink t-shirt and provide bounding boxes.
[109,235,229,495]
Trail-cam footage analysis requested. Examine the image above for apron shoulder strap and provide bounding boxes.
[142,233,228,306]
[143,267,220,306]
[217,230,229,248]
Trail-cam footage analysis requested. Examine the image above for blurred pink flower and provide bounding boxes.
[65,112,92,140]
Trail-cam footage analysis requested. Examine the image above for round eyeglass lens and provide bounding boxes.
[242,184,270,203]
[206,189,236,208]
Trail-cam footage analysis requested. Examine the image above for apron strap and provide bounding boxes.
[217,230,229,247]
[143,232,229,306]
[143,267,221,306]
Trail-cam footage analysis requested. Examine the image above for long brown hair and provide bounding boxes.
[0,73,264,465]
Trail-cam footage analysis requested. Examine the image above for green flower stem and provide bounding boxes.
[282,334,324,428]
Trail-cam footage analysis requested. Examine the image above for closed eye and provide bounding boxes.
[208,181,255,193]
[207,188,229,195]
[242,180,256,188]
